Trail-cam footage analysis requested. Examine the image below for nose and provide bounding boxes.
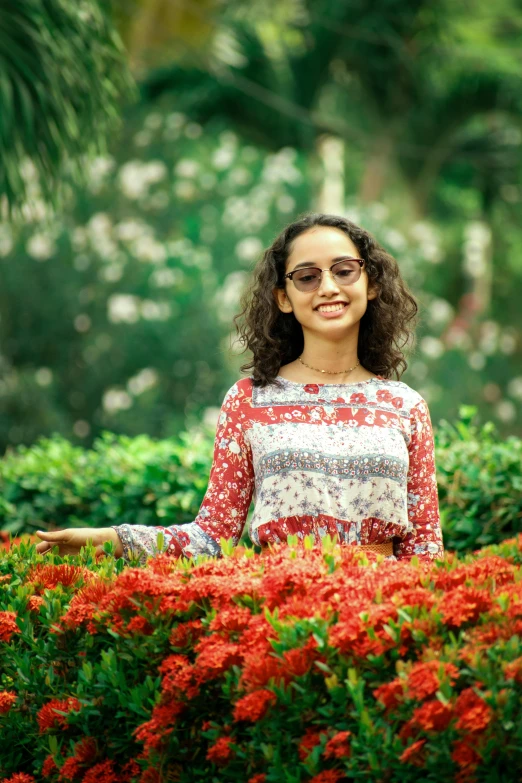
[317,269,341,295]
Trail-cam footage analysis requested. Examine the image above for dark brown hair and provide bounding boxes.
[233,212,419,387]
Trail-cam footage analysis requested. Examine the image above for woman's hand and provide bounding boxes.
[35,527,124,559]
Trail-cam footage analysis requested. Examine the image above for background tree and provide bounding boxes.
[0,0,134,213]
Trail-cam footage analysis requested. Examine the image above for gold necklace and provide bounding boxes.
[298,355,360,375]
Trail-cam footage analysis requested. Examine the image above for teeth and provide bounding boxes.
[317,304,346,312]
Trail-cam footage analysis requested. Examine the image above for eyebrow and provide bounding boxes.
[290,255,360,271]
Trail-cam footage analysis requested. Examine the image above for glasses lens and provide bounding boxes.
[292,268,322,291]
[332,259,361,284]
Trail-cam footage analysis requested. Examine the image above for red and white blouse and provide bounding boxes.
[113,375,445,564]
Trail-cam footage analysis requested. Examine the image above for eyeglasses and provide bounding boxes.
[283,258,364,292]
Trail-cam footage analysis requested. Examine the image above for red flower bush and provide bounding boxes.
[2,533,522,780]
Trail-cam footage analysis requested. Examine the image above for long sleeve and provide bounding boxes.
[393,398,445,562]
[112,382,255,564]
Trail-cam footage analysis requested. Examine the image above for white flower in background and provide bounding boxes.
[145,112,163,130]
[495,399,516,422]
[35,368,53,387]
[277,194,295,213]
[185,122,202,139]
[134,130,152,147]
[74,314,91,333]
[369,203,389,221]
[21,198,49,223]
[150,268,184,288]
[20,159,38,183]
[88,212,112,238]
[107,294,140,323]
[131,235,167,264]
[228,167,252,186]
[499,331,517,354]
[26,233,55,261]
[203,406,221,429]
[215,271,248,322]
[420,336,444,359]
[73,420,90,438]
[383,229,407,251]
[87,156,115,192]
[463,221,491,278]
[119,161,151,200]
[174,181,197,200]
[141,300,171,320]
[175,159,200,178]
[200,173,217,190]
[166,112,186,128]
[468,351,486,370]
[507,376,522,400]
[235,237,263,263]
[428,298,454,326]
[72,227,88,251]
[127,368,159,396]
[103,388,133,413]
[262,148,302,184]
[114,219,152,242]
[483,383,501,402]
[410,221,442,264]
[100,264,123,282]
[145,161,167,183]
[212,146,235,170]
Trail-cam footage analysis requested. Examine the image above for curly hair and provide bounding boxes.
[233,212,419,387]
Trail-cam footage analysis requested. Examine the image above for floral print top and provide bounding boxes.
[112,375,444,565]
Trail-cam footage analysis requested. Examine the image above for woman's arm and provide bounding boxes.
[394,398,445,562]
[111,381,255,564]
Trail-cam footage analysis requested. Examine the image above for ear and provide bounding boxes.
[273,286,293,313]
[367,283,379,301]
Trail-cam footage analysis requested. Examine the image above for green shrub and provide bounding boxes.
[0,428,214,536]
[434,405,522,552]
[0,534,522,781]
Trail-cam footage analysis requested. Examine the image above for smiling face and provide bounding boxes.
[274,226,378,341]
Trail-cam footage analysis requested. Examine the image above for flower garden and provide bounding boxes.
[1,532,522,783]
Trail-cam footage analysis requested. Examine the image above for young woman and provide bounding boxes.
[36,213,444,563]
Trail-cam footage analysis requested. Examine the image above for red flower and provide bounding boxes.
[298,728,327,760]
[304,384,319,394]
[0,611,20,643]
[195,637,243,679]
[134,697,185,751]
[42,755,58,777]
[125,616,153,635]
[391,397,404,409]
[350,392,367,404]
[247,776,266,783]
[323,730,351,759]
[58,756,81,781]
[59,578,112,631]
[169,619,204,648]
[0,691,16,714]
[309,772,346,783]
[37,697,82,733]
[233,689,276,722]
[373,679,404,711]
[82,760,119,783]
[454,688,492,733]
[27,563,87,591]
[159,655,199,699]
[0,775,36,783]
[27,596,45,612]
[439,587,493,627]
[400,699,453,740]
[399,739,426,767]
[504,656,522,684]
[406,660,459,701]
[451,739,481,769]
[206,736,235,765]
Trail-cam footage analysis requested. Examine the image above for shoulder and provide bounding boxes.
[221,377,254,406]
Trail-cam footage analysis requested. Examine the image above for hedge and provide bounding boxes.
[1,533,522,781]
[1,406,521,553]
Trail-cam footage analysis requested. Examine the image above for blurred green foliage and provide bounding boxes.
[0,0,521,454]
[435,405,522,552]
[1,409,521,554]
